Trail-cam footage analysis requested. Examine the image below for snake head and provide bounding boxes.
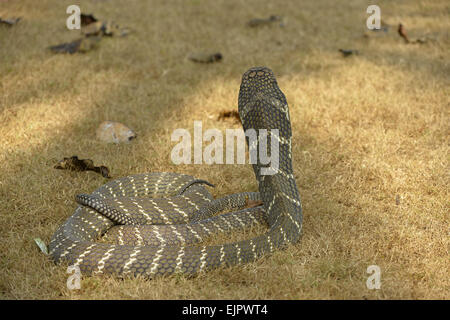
[237,67,293,179]
[238,67,289,128]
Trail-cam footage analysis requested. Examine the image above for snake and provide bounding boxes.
[49,66,303,277]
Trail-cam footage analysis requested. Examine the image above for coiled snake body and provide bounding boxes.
[49,67,303,277]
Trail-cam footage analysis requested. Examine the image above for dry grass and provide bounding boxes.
[0,0,449,299]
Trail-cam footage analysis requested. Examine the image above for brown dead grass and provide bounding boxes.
[0,0,449,299]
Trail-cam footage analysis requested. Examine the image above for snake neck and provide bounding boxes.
[238,66,302,242]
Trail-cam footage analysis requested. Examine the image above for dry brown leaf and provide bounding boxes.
[48,36,101,54]
[247,15,283,28]
[80,13,98,26]
[0,17,21,26]
[54,156,110,178]
[339,49,359,57]
[188,52,222,63]
[218,110,241,123]
[398,23,410,43]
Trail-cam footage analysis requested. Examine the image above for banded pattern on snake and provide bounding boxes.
[49,67,303,277]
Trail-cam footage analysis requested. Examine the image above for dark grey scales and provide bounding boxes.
[49,67,303,277]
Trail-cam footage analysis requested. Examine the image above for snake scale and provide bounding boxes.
[49,67,303,277]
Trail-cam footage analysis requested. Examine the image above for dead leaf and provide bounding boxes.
[54,156,111,178]
[218,110,241,123]
[49,39,82,54]
[339,49,359,57]
[81,21,104,37]
[82,20,130,37]
[247,15,283,28]
[49,36,101,54]
[0,17,21,26]
[188,52,222,63]
[398,23,428,45]
[80,13,98,26]
[103,21,130,37]
[398,23,410,43]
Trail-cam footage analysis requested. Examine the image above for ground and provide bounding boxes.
[0,0,448,299]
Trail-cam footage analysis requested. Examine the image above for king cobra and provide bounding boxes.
[49,67,303,277]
